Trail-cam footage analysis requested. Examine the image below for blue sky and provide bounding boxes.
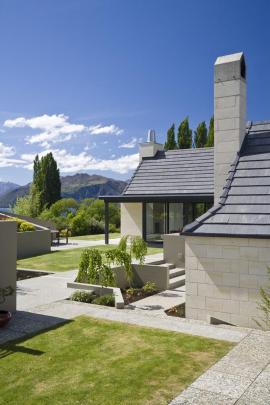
[1,0,270,185]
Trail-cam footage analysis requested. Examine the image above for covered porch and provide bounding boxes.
[101,195,213,245]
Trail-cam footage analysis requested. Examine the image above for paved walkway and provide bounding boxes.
[51,237,121,251]
[171,330,270,404]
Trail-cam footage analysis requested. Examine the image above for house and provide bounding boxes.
[101,135,214,244]
[182,52,270,328]
[102,51,270,328]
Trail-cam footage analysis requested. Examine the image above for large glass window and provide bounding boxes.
[145,201,212,243]
[146,203,165,242]
[169,203,183,233]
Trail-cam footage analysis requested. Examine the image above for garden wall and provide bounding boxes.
[163,233,185,266]
[0,221,16,311]
[185,235,270,328]
[114,263,169,290]
[17,229,51,259]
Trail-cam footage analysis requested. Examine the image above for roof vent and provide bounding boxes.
[147,129,156,143]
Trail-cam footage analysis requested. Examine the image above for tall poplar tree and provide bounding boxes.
[206,116,214,147]
[194,121,208,148]
[164,124,177,150]
[177,117,192,149]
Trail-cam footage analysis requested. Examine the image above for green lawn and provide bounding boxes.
[69,232,120,241]
[17,245,163,272]
[0,316,234,405]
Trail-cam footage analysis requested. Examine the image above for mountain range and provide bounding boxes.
[0,173,127,207]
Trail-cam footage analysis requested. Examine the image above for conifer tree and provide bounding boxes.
[164,124,177,150]
[177,117,192,149]
[206,116,214,147]
[194,121,208,148]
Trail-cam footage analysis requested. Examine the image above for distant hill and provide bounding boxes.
[0,181,20,197]
[0,173,127,207]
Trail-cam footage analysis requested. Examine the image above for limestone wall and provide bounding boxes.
[185,236,270,328]
[120,202,143,237]
[0,221,17,312]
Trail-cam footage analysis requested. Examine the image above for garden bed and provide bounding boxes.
[121,284,158,305]
[17,269,51,281]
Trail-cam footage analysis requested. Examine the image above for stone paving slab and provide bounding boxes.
[171,330,270,404]
[170,387,236,405]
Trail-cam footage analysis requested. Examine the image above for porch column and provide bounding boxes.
[104,201,109,244]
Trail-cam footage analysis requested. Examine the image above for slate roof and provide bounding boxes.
[123,148,214,198]
[183,121,270,238]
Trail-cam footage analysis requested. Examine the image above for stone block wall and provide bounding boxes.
[120,202,143,237]
[185,236,270,328]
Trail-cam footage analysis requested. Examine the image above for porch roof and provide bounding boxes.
[101,147,214,202]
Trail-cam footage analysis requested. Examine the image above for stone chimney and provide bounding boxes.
[214,52,246,204]
[139,129,164,161]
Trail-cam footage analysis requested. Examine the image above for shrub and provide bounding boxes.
[92,294,115,307]
[71,290,96,303]
[256,267,270,330]
[19,221,35,232]
[71,213,89,236]
[142,281,157,294]
[76,248,115,287]
[88,218,104,234]
[131,236,147,264]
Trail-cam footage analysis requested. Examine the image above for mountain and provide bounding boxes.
[0,184,30,207]
[0,181,20,197]
[0,174,127,207]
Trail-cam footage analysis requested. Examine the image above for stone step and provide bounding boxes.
[169,274,185,289]
[169,267,185,278]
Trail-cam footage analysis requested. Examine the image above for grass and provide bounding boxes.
[17,245,163,272]
[69,232,120,241]
[0,316,234,405]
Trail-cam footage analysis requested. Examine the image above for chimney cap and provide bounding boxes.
[147,129,156,143]
[214,52,246,82]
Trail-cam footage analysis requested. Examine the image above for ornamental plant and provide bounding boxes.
[256,267,270,330]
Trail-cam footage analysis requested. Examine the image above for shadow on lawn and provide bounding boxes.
[0,311,73,354]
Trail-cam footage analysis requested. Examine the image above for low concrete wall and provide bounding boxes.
[17,229,51,259]
[163,233,185,266]
[67,282,124,309]
[185,235,270,329]
[114,263,169,290]
[120,202,143,237]
[0,221,16,311]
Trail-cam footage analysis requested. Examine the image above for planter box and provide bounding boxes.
[67,282,124,309]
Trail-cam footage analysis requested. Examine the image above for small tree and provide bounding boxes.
[177,117,192,149]
[194,121,208,148]
[206,116,214,147]
[164,124,177,151]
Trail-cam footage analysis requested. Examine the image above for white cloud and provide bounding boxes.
[21,149,139,174]
[4,114,124,146]
[119,137,137,149]
[89,124,123,135]
[0,142,25,167]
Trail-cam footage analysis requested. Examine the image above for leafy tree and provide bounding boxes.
[164,124,177,151]
[177,117,192,149]
[194,121,208,148]
[13,184,41,217]
[38,153,61,209]
[206,116,214,147]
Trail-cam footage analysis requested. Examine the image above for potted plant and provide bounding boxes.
[0,286,14,327]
